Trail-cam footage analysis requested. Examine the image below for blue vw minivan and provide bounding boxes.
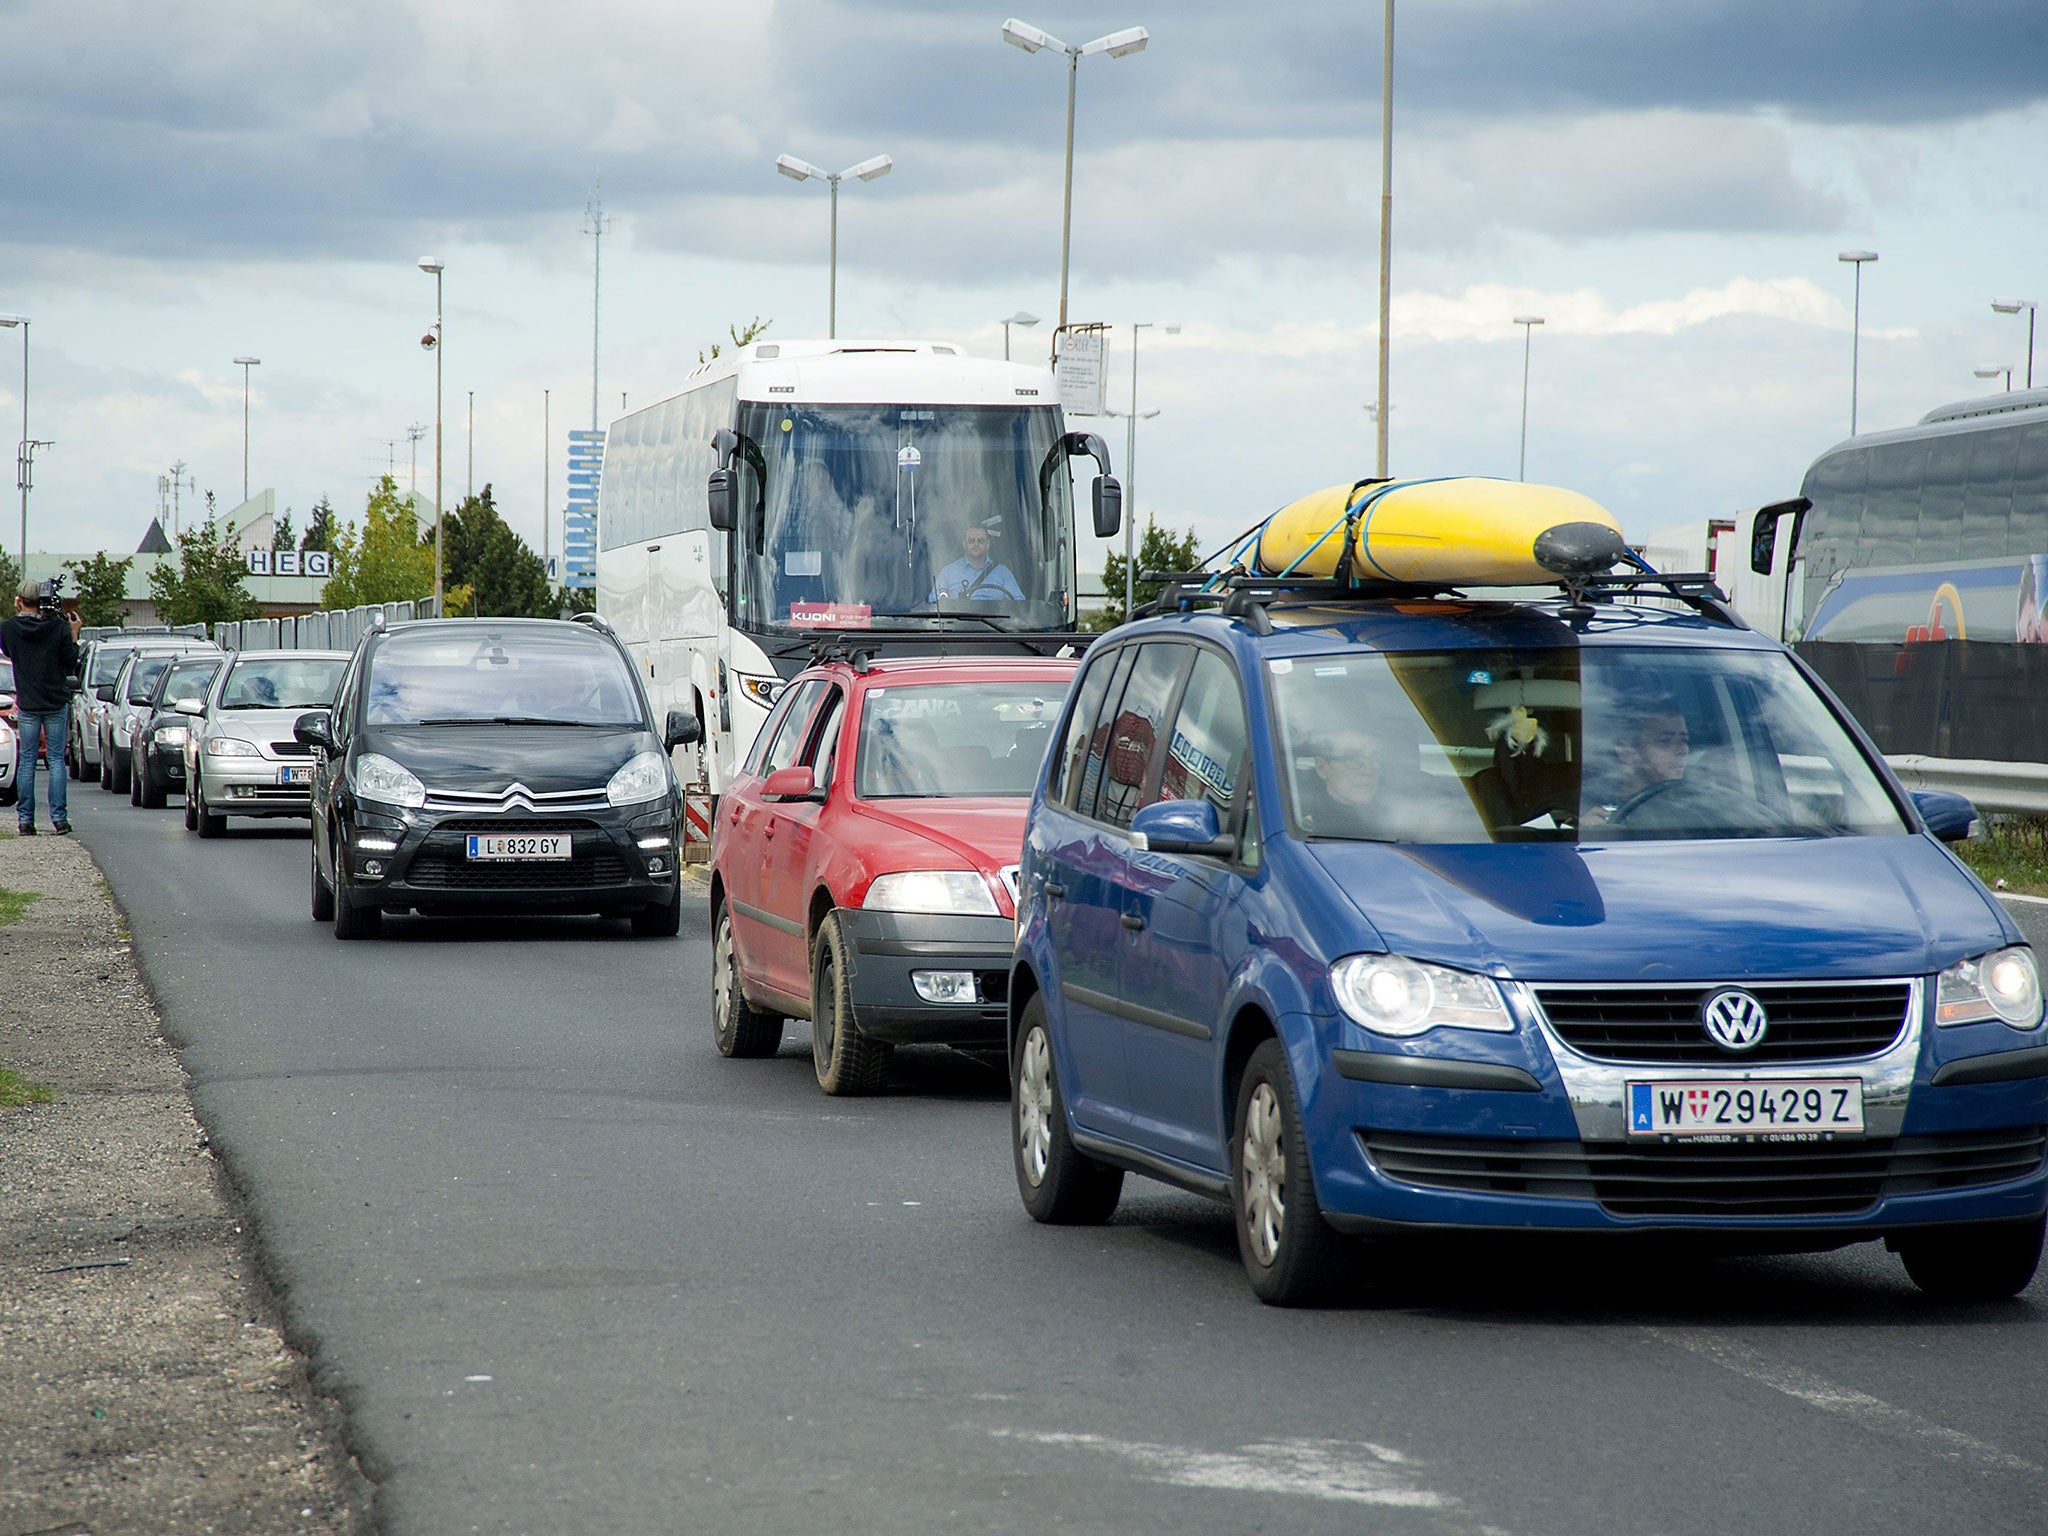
[1008,584,2047,1304]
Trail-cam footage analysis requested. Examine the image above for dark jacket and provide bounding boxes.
[0,610,82,713]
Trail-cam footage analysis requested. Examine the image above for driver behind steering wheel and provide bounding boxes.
[1582,694,1689,829]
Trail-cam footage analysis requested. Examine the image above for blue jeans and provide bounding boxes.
[16,704,69,827]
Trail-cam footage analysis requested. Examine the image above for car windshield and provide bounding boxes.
[127,655,175,700]
[366,629,643,727]
[220,657,346,710]
[856,679,1069,798]
[1268,646,1907,843]
[158,659,219,704]
[90,647,136,687]
[732,401,1075,635]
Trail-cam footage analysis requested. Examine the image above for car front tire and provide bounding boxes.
[810,912,891,1096]
[630,894,682,937]
[310,840,336,922]
[191,768,226,837]
[332,856,381,940]
[1233,1038,1348,1307]
[138,752,166,808]
[1012,995,1123,1224]
[1897,1215,2045,1301]
[711,901,782,1058]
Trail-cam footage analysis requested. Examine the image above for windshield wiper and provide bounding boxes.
[406,716,636,728]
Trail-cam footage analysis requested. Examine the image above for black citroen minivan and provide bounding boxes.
[298,615,700,940]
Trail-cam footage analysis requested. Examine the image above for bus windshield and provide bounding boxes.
[732,401,1074,634]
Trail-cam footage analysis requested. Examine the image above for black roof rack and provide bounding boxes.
[1132,568,1744,631]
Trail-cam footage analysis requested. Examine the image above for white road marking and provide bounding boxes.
[1644,1328,2042,1476]
[993,1428,1453,1507]
[1995,890,2048,907]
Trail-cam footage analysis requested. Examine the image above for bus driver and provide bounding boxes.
[929,524,1025,603]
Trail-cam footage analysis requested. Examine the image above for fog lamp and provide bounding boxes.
[912,970,979,1004]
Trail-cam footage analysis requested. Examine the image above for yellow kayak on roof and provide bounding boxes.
[1248,477,1627,586]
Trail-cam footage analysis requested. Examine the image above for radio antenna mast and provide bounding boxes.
[585,179,609,432]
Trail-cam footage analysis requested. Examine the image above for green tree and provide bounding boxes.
[271,510,297,552]
[1090,518,1202,631]
[301,495,337,553]
[148,518,261,628]
[63,551,136,628]
[699,317,772,365]
[321,476,435,608]
[429,484,553,618]
[557,584,595,616]
[0,550,20,603]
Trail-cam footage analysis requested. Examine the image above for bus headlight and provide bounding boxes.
[736,673,783,710]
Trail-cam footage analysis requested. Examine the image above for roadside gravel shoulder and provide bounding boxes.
[0,828,369,1535]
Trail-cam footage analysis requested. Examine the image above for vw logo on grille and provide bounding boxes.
[1700,989,1770,1052]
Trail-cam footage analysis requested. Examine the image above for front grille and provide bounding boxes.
[405,850,629,890]
[431,818,603,836]
[1534,982,1911,1065]
[271,741,313,757]
[1360,1127,2048,1219]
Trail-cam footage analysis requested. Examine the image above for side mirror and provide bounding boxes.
[665,709,703,750]
[1750,496,1810,576]
[707,466,737,533]
[0,692,13,713]
[174,698,204,717]
[761,764,819,802]
[94,683,116,702]
[1093,475,1123,539]
[1130,798,1236,858]
[1911,789,1978,844]
[292,710,336,754]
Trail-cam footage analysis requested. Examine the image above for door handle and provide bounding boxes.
[1043,881,1066,900]
[1121,912,1146,932]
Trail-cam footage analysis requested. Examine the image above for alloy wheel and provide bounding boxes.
[1241,1081,1286,1266]
[1017,1027,1055,1188]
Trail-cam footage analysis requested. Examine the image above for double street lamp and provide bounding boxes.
[233,356,260,505]
[1975,365,2013,391]
[1001,311,1040,361]
[1513,315,1544,481]
[418,257,445,613]
[776,152,893,339]
[1839,250,1877,434]
[1992,299,2036,390]
[1001,17,1148,341]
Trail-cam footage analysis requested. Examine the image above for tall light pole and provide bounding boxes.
[1512,315,1543,481]
[776,153,893,338]
[1118,322,1178,616]
[1992,299,2036,390]
[467,389,475,502]
[1839,250,1877,435]
[419,257,445,613]
[1002,311,1040,361]
[543,388,552,576]
[1001,18,1149,346]
[1975,365,2013,391]
[1375,0,1395,478]
[0,314,27,574]
[232,356,260,504]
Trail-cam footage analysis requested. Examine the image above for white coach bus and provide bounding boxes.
[596,338,1118,791]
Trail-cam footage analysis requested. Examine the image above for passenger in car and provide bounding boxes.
[1583,694,1691,828]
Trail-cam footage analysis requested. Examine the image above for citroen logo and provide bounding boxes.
[1701,989,1770,1052]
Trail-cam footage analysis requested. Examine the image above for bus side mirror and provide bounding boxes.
[1750,496,1810,576]
[1093,475,1123,539]
[664,709,703,750]
[707,467,737,533]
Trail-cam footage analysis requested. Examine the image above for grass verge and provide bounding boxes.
[0,886,41,925]
[0,1067,55,1108]
[1954,815,2048,897]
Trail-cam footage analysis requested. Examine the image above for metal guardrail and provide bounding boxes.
[211,599,436,653]
[1887,755,2048,816]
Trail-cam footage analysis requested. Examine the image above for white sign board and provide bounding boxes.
[1056,328,1106,417]
[246,549,332,577]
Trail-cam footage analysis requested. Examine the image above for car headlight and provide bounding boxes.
[606,749,671,808]
[1331,954,1515,1037]
[736,673,783,710]
[153,724,189,745]
[354,752,426,809]
[1937,947,2043,1029]
[204,736,260,757]
[864,870,998,915]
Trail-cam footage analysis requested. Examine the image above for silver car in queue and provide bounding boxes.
[183,649,352,837]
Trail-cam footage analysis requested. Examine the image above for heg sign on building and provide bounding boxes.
[245,549,334,577]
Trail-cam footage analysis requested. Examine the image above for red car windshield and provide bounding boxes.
[855,679,1069,798]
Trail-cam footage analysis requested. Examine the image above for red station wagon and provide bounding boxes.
[709,653,1080,1094]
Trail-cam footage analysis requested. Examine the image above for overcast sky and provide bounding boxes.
[4,0,2044,570]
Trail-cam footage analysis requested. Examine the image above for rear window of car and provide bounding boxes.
[219,657,347,710]
[89,647,135,686]
[855,678,1069,798]
[365,629,643,727]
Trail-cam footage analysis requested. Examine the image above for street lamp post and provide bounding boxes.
[1975,365,2013,392]
[0,314,27,575]
[1839,251,1877,434]
[1512,315,1543,481]
[776,153,893,338]
[419,257,445,614]
[232,356,260,504]
[1002,311,1040,361]
[1117,322,1178,616]
[1992,299,2037,390]
[1375,0,1394,479]
[1001,18,1149,345]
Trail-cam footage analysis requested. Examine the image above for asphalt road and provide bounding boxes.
[62,782,2048,1536]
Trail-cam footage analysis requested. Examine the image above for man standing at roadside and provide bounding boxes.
[1,579,83,835]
